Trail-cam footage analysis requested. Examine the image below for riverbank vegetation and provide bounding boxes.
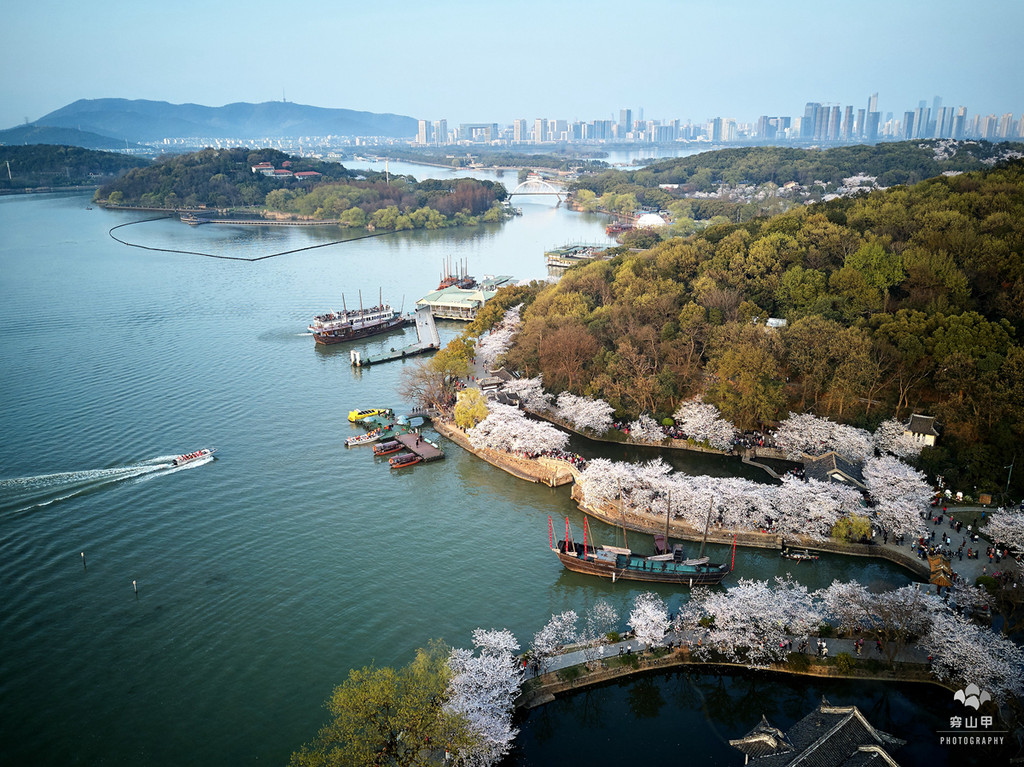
[467,159,1024,497]
[290,631,522,767]
[0,144,148,191]
[93,147,512,230]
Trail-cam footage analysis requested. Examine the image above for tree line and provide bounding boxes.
[0,144,148,190]
[93,147,512,230]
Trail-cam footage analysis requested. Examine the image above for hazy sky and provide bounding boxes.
[3,0,1022,130]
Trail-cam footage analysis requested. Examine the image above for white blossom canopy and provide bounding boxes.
[774,412,872,462]
[576,457,862,540]
[446,628,523,767]
[922,609,1024,701]
[555,392,615,435]
[500,376,552,411]
[862,455,932,538]
[627,592,670,648]
[475,305,522,369]
[532,611,579,659]
[466,402,569,454]
[627,413,666,444]
[984,507,1024,552]
[872,418,923,458]
[673,397,737,450]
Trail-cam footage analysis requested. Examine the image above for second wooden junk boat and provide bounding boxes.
[550,496,732,586]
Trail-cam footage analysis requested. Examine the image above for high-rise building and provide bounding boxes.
[711,117,723,142]
[802,102,821,139]
[953,107,967,139]
[619,109,632,140]
[513,119,528,143]
[998,113,1014,138]
[533,117,548,144]
[855,108,866,138]
[866,111,881,141]
[903,111,916,139]
[591,119,612,140]
[432,119,448,146]
[868,92,878,115]
[842,106,854,140]
[554,119,568,142]
[829,106,842,140]
[417,119,432,145]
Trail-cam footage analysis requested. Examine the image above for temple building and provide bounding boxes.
[730,697,905,766]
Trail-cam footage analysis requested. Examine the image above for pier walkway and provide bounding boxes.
[350,306,441,367]
[395,433,445,463]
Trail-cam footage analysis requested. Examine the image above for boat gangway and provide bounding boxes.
[349,305,442,368]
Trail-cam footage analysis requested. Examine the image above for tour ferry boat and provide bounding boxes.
[308,293,410,346]
[389,452,422,469]
[173,448,216,466]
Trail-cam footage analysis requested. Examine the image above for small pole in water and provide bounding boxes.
[81,552,86,570]
[132,579,138,594]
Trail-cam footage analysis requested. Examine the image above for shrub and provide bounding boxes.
[834,652,854,674]
[557,665,583,684]
[606,631,621,643]
[817,623,835,638]
[788,652,811,671]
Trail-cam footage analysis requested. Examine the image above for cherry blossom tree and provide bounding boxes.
[773,413,872,461]
[921,609,1024,701]
[627,413,666,444]
[446,628,523,767]
[500,376,552,411]
[872,418,923,458]
[531,611,579,670]
[984,507,1024,553]
[474,305,522,369]
[673,397,737,450]
[555,392,614,435]
[684,577,822,667]
[772,476,864,540]
[585,599,620,641]
[862,455,932,538]
[628,592,670,649]
[466,403,569,454]
[818,580,934,667]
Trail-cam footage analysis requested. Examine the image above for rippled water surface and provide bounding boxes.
[0,190,917,766]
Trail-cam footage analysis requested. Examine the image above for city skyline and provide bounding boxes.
[3,0,1022,132]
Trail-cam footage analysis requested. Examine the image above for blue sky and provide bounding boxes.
[3,0,1021,130]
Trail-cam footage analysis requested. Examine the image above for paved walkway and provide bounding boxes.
[526,627,931,681]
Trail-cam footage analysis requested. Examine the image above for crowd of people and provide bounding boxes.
[521,448,587,470]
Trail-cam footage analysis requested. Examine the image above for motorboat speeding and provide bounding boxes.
[173,448,216,466]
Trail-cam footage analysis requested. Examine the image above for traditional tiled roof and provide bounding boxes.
[802,451,866,490]
[905,414,939,436]
[730,698,905,767]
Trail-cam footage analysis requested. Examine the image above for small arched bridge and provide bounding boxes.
[508,178,565,201]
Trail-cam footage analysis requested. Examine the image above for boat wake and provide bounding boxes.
[0,454,213,514]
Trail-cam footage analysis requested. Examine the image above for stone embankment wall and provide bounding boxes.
[433,421,573,487]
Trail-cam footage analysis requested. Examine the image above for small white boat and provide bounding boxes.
[173,448,216,466]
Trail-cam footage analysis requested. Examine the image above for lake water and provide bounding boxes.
[0,184,927,766]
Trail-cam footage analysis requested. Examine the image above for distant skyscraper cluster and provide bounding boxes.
[415,94,1022,147]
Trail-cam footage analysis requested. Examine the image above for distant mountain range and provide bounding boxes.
[9,99,418,144]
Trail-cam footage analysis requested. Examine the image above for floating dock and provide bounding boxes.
[350,305,441,367]
[394,433,445,463]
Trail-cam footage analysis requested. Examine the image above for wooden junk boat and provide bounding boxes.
[550,496,733,587]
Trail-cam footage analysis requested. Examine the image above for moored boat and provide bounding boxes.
[346,428,387,447]
[781,547,819,562]
[309,291,410,346]
[173,448,216,466]
[389,452,422,468]
[349,408,393,423]
[373,440,403,456]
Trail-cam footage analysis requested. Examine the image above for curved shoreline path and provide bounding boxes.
[107,215,402,262]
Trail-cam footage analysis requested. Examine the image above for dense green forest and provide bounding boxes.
[482,160,1024,496]
[94,147,512,230]
[0,144,149,190]
[571,140,1024,215]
